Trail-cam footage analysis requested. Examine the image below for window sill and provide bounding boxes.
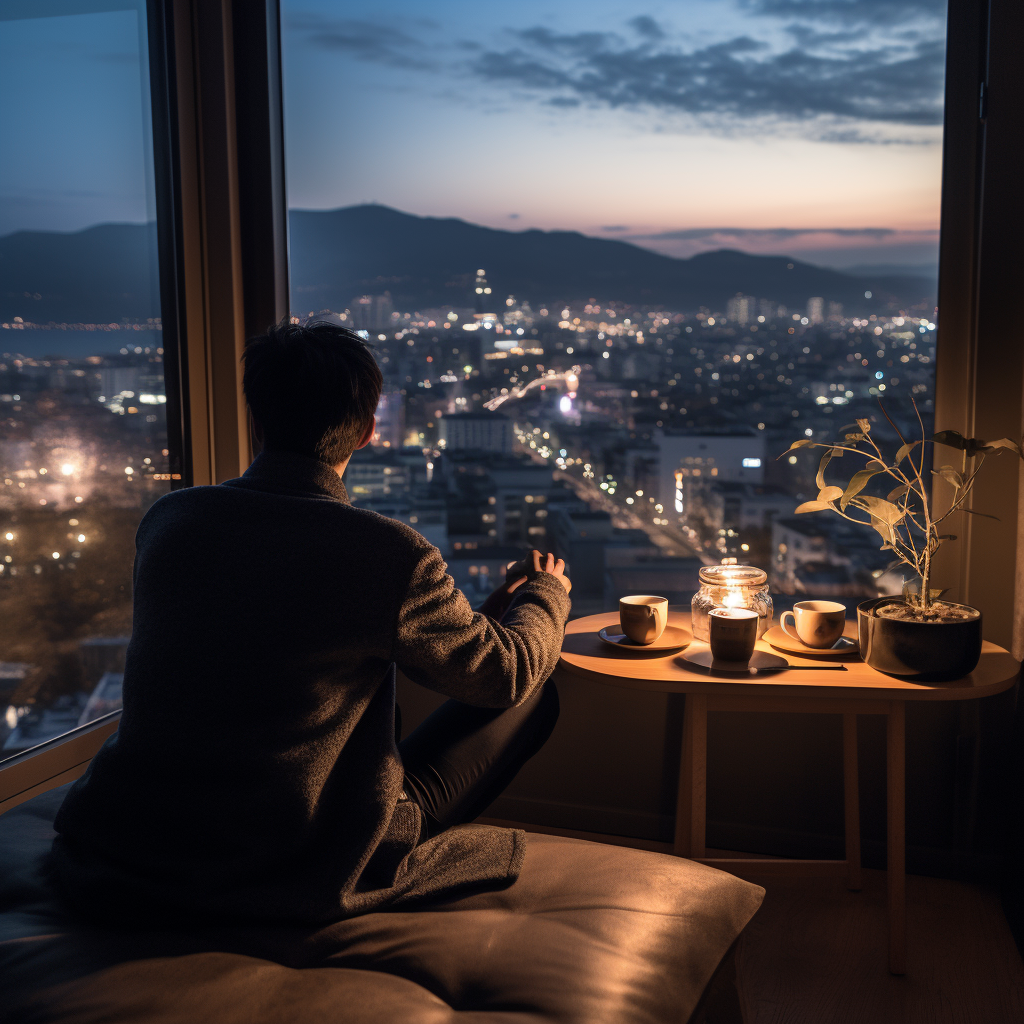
[0,711,120,816]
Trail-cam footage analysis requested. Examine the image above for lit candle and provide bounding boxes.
[691,564,773,641]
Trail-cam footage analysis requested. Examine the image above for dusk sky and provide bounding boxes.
[281,0,948,271]
[0,2,154,237]
[0,1,947,273]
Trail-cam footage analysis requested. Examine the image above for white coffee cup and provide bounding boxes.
[619,595,669,645]
[781,600,847,649]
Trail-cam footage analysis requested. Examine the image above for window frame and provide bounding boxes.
[147,0,288,487]
[931,0,1024,657]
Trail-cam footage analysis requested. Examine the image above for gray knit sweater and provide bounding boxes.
[50,451,570,924]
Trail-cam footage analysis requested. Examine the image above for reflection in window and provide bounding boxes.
[282,1,944,614]
[0,1,171,758]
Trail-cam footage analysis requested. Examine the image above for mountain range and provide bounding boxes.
[0,205,935,324]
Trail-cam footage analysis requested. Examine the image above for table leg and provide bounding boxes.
[674,694,707,858]
[842,713,862,891]
[887,701,906,975]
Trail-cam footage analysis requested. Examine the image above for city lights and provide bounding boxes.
[2,79,942,761]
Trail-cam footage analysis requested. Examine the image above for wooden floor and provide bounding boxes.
[735,866,1024,1024]
[480,819,1024,1022]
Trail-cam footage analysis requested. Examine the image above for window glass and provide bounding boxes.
[0,1,172,759]
[281,1,944,615]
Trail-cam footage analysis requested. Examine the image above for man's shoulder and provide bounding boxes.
[141,483,438,556]
[344,504,440,555]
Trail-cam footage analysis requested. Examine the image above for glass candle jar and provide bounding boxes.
[691,565,773,642]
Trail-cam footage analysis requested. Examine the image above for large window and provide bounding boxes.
[0,1,174,759]
[281,0,945,614]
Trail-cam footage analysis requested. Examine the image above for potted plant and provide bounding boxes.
[782,401,1022,681]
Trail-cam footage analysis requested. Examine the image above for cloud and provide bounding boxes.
[624,224,940,264]
[600,225,630,232]
[468,27,945,132]
[628,15,666,40]
[285,5,945,141]
[743,1,946,27]
[629,226,904,242]
[285,14,436,69]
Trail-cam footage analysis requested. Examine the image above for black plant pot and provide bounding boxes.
[857,598,983,682]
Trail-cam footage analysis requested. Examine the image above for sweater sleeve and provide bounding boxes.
[392,543,571,708]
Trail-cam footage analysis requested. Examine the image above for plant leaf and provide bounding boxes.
[853,495,906,525]
[844,433,867,442]
[931,465,964,490]
[931,429,967,450]
[886,481,912,503]
[961,508,1001,522]
[934,431,1017,459]
[840,460,888,510]
[894,440,921,466]
[856,418,872,433]
[794,500,833,513]
[974,437,1023,457]
[817,485,843,502]
[785,439,816,451]
[868,516,896,546]
[815,448,835,490]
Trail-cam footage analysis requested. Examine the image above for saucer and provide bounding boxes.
[762,625,859,658]
[680,645,789,675]
[598,624,692,651]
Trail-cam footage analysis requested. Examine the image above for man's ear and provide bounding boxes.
[250,412,264,444]
[355,415,376,451]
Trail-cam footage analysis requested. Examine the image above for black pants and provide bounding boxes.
[398,680,559,838]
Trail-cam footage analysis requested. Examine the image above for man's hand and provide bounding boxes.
[480,550,571,620]
[504,550,572,596]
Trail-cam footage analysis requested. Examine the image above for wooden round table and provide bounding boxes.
[556,610,1020,974]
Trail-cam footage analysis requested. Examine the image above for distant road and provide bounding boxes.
[484,368,579,411]
[500,367,709,562]
[551,468,709,563]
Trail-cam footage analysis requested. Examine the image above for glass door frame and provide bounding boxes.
[147,0,289,488]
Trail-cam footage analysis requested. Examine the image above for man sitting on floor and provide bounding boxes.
[49,320,571,924]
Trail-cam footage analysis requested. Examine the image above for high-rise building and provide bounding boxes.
[726,293,756,324]
[350,292,394,332]
[372,390,405,448]
[440,411,512,453]
[651,427,766,508]
[807,296,824,324]
[473,269,495,316]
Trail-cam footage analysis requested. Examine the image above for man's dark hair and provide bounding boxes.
[242,320,383,465]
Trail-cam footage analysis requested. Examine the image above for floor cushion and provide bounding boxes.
[0,786,763,1023]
